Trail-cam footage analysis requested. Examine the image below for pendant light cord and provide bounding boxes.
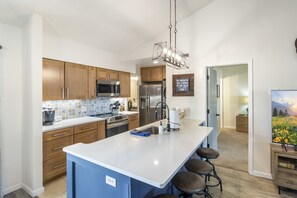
[174,0,177,50]
[169,0,172,45]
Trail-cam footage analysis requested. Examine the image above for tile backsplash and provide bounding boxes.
[43,97,127,120]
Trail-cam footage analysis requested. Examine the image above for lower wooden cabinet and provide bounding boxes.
[43,121,105,183]
[128,114,139,130]
[74,130,97,144]
[236,115,248,132]
[43,127,73,183]
[98,121,106,140]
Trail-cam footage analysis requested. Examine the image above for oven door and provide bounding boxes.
[106,120,129,138]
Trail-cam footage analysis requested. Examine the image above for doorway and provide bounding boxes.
[206,62,253,174]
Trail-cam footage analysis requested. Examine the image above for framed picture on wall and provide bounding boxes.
[172,73,194,96]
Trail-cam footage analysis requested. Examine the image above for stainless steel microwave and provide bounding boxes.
[96,80,120,97]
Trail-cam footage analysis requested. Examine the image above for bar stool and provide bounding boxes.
[171,171,211,198]
[185,159,212,185]
[196,147,222,191]
[153,194,178,198]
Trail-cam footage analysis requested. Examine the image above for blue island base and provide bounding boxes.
[66,154,174,198]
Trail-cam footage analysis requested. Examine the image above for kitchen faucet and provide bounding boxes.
[154,101,170,132]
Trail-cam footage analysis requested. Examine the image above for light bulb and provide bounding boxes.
[167,50,171,56]
[163,47,167,54]
[172,52,175,58]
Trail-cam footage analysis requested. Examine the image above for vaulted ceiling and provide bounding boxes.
[0,0,213,56]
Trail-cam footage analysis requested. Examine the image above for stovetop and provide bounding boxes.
[89,112,128,123]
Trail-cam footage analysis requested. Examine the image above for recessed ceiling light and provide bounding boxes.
[153,60,159,64]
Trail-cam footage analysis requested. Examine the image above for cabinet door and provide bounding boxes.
[65,63,88,99]
[119,72,131,97]
[98,121,106,140]
[88,67,97,99]
[73,130,97,144]
[151,66,163,82]
[109,70,119,81]
[141,67,151,82]
[96,68,109,80]
[128,114,139,130]
[42,58,65,101]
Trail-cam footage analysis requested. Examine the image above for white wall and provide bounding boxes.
[127,0,297,177]
[22,14,44,196]
[43,33,135,73]
[222,65,248,129]
[0,23,23,195]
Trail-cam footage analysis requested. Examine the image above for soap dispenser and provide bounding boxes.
[159,121,164,135]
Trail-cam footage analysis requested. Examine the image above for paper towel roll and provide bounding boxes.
[170,109,180,129]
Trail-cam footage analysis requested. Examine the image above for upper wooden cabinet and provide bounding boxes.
[65,62,88,99]
[141,66,165,82]
[97,68,119,81]
[43,59,65,101]
[119,72,130,97]
[88,67,97,99]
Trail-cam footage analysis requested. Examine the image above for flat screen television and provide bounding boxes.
[271,90,297,146]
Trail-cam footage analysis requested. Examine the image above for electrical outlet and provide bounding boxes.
[106,175,116,187]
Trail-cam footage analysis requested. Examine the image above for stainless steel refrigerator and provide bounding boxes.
[139,84,165,126]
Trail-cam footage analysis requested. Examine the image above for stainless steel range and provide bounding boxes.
[89,113,129,138]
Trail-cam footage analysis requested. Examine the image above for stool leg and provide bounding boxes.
[206,159,223,192]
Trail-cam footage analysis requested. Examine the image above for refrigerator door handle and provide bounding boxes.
[147,93,150,112]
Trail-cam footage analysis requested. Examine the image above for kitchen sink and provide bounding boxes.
[140,126,159,135]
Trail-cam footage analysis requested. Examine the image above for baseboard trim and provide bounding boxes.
[1,183,22,196]
[22,184,44,197]
[251,170,272,180]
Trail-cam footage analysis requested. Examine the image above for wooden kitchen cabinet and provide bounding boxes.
[97,68,119,81]
[98,121,106,140]
[236,115,248,132]
[74,122,98,143]
[128,114,139,130]
[141,66,165,82]
[42,58,65,100]
[65,62,89,99]
[119,72,131,97]
[43,127,73,183]
[43,121,103,183]
[88,66,97,99]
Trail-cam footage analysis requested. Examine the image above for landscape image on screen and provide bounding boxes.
[272,90,297,145]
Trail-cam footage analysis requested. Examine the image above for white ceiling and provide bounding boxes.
[0,0,213,56]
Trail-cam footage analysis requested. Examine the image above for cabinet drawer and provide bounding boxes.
[43,136,73,161]
[276,171,297,190]
[128,114,138,121]
[43,127,73,142]
[74,122,97,134]
[74,129,97,144]
[43,155,66,183]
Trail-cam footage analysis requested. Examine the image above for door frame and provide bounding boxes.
[205,59,254,175]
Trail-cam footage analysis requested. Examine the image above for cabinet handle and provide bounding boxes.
[52,146,64,151]
[61,88,65,99]
[94,87,96,98]
[66,88,70,99]
[81,127,93,131]
[52,163,65,170]
[52,132,66,137]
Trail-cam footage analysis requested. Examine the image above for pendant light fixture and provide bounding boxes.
[152,0,189,69]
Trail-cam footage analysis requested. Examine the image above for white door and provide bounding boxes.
[207,67,218,149]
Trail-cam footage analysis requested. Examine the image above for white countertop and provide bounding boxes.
[42,111,138,132]
[63,118,213,188]
[42,117,105,132]
[119,111,139,115]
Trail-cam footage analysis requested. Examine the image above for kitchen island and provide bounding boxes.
[63,119,213,198]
